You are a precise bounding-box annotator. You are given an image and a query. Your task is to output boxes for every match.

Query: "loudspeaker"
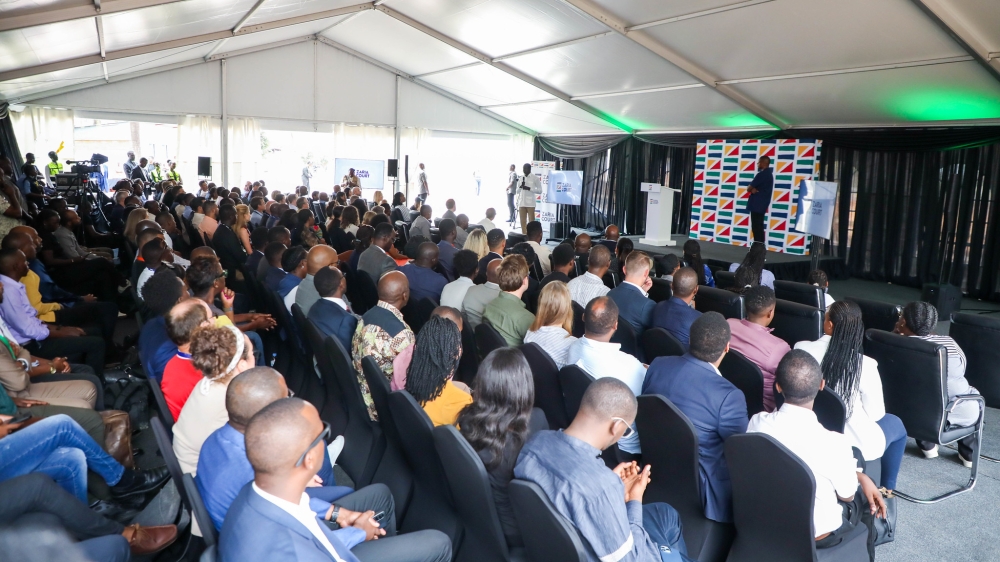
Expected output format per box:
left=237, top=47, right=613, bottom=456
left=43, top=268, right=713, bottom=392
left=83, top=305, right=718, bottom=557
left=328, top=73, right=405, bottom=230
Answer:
left=921, top=283, right=962, bottom=319
left=197, top=157, right=211, bottom=177
left=549, top=221, right=565, bottom=240
left=90, top=153, right=108, bottom=164
left=404, top=155, right=409, bottom=185
left=388, top=159, right=398, bottom=178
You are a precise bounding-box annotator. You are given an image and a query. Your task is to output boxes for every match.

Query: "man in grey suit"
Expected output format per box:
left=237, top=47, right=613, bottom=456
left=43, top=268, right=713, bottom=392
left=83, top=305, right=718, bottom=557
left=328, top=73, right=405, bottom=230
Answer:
left=462, top=258, right=502, bottom=329
left=358, top=223, right=398, bottom=282
left=410, top=205, right=433, bottom=241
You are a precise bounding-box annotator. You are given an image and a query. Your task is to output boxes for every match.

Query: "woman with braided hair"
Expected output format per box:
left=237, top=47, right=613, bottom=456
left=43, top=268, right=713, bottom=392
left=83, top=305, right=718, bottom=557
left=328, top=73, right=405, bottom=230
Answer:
left=405, top=315, right=471, bottom=427
left=895, top=301, right=981, bottom=466
left=795, top=301, right=907, bottom=491
left=729, top=241, right=775, bottom=290
left=682, top=239, right=714, bottom=287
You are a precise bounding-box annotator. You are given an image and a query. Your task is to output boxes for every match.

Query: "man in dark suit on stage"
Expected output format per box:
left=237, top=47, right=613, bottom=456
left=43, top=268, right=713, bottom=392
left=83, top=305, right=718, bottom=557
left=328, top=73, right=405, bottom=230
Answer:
left=746, top=155, right=773, bottom=244
left=642, top=312, right=747, bottom=524
left=307, top=266, right=357, bottom=351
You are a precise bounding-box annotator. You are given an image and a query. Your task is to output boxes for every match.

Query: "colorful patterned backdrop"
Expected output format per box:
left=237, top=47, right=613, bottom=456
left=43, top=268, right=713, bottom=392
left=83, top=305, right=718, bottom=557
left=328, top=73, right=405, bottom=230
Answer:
left=690, top=139, right=822, bottom=255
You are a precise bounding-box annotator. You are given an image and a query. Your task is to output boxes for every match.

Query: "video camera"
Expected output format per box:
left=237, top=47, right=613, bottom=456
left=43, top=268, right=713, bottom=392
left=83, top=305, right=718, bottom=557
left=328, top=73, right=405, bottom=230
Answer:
left=66, top=153, right=108, bottom=175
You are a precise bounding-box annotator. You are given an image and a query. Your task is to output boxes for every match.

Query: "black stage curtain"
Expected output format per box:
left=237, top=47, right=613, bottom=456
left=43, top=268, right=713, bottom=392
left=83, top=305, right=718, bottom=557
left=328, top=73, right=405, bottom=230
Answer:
left=535, top=134, right=628, bottom=159
left=0, top=103, right=23, bottom=174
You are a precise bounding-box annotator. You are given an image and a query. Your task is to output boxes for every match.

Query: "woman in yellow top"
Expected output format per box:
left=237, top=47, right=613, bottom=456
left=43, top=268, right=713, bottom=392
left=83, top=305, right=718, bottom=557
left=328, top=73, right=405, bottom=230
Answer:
left=405, top=315, right=471, bottom=427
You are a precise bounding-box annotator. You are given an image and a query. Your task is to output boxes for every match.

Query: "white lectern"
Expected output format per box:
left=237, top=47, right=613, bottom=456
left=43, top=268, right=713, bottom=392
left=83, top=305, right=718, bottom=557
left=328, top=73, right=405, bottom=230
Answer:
left=639, top=183, right=679, bottom=246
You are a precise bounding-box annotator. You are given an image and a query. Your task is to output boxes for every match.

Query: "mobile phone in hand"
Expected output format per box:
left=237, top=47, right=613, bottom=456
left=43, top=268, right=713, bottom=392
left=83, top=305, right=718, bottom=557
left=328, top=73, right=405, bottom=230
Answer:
left=3, top=412, right=31, bottom=425
left=373, top=511, right=386, bottom=523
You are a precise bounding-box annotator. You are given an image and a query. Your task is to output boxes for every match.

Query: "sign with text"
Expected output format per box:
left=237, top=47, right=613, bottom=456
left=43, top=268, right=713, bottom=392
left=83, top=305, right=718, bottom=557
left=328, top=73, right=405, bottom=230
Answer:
left=793, top=179, right=837, bottom=239
left=334, top=158, right=385, bottom=191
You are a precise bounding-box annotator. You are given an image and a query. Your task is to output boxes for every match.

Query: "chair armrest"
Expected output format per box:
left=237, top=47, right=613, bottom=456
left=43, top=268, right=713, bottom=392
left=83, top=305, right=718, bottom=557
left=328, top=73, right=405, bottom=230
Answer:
left=946, top=394, right=985, bottom=414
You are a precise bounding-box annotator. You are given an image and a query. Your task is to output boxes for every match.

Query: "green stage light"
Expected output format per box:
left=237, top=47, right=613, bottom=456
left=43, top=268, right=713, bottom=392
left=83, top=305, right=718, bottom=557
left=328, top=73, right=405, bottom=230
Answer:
left=887, top=88, right=1000, bottom=121
left=713, top=112, right=774, bottom=128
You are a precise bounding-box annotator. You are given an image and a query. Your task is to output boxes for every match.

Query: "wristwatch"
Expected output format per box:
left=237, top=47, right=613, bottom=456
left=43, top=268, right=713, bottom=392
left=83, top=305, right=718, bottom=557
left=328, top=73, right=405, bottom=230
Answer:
left=328, top=506, right=341, bottom=529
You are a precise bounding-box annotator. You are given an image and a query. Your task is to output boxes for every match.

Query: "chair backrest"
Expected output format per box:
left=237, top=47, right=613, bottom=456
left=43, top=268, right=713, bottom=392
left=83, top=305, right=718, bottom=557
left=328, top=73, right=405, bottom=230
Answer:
left=388, top=390, right=450, bottom=497
left=694, top=286, right=745, bottom=319
left=648, top=277, right=672, bottom=303
left=714, top=270, right=736, bottom=291
left=844, top=296, right=902, bottom=333
left=289, top=303, right=315, bottom=360
left=319, top=334, right=376, bottom=484
left=433, top=425, right=511, bottom=562
left=769, top=299, right=823, bottom=347
left=391, top=208, right=405, bottom=223
left=150, top=417, right=189, bottom=509
left=635, top=395, right=707, bottom=545
left=571, top=301, right=585, bottom=338
left=340, top=266, right=368, bottom=316
left=558, top=365, right=594, bottom=421
left=355, top=270, right=380, bottom=312
left=641, top=327, right=685, bottom=362
left=520, top=342, right=570, bottom=430
left=725, top=433, right=818, bottom=562
left=508, top=480, right=589, bottom=562
left=949, top=312, right=1000, bottom=408
left=601, top=271, right=618, bottom=289
left=300, top=317, right=348, bottom=436
left=609, top=316, right=638, bottom=358
left=362, top=356, right=400, bottom=445
left=864, top=329, right=948, bottom=443
left=814, top=386, right=847, bottom=434
left=774, top=280, right=825, bottom=310
left=183, top=473, right=217, bottom=547
left=718, top=349, right=764, bottom=416
left=455, top=317, right=480, bottom=385
left=148, top=377, right=174, bottom=431
left=199, top=544, right=216, bottom=562
left=402, top=297, right=436, bottom=335
left=475, top=322, right=509, bottom=361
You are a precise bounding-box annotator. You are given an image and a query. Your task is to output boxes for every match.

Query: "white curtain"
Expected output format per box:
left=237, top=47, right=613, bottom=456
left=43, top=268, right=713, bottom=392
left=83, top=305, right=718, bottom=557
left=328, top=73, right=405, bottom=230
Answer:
left=176, top=116, right=221, bottom=186
left=228, top=117, right=261, bottom=188
left=10, top=106, right=76, bottom=163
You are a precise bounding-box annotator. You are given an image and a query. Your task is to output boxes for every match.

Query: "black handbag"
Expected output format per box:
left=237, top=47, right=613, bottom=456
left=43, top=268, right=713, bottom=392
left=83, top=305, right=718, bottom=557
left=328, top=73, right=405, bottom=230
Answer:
left=868, top=489, right=897, bottom=546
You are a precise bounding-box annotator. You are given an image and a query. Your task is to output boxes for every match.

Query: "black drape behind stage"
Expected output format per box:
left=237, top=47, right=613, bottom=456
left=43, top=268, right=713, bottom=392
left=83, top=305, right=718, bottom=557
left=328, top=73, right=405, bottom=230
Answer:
left=534, top=126, right=1000, bottom=300
left=0, top=103, right=24, bottom=174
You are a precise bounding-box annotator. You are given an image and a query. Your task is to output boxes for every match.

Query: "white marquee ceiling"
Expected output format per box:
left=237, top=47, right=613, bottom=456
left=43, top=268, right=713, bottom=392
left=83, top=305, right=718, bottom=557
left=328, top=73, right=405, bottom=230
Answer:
left=2, top=0, right=1000, bottom=134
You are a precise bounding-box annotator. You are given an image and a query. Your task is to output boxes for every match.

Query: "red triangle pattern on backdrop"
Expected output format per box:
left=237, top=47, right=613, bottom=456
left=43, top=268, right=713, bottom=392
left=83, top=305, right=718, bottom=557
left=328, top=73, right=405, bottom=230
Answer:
left=691, top=221, right=699, bottom=232
left=702, top=212, right=717, bottom=223
left=698, top=145, right=707, bottom=155
left=776, top=191, right=791, bottom=203
left=694, top=171, right=704, bottom=181
left=742, top=161, right=755, bottom=171
left=706, top=186, right=719, bottom=197
left=799, top=145, right=815, bottom=158
left=727, top=145, right=739, bottom=156
left=723, top=173, right=735, bottom=183
left=790, top=236, right=806, bottom=247
left=736, top=215, right=749, bottom=226
left=760, top=147, right=776, bottom=158
left=693, top=197, right=702, bottom=207
left=779, top=162, right=793, bottom=173
left=718, top=226, right=731, bottom=237
left=722, top=200, right=734, bottom=210
left=710, top=160, right=721, bottom=170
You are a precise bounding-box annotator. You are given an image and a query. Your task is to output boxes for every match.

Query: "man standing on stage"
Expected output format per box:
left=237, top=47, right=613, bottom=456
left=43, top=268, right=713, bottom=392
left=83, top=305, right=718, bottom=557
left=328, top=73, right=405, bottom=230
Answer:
left=124, top=151, right=137, bottom=178
left=301, top=163, right=312, bottom=189
left=417, top=163, right=429, bottom=204
left=517, top=162, right=542, bottom=235
left=506, top=164, right=518, bottom=225
left=746, top=155, right=773, bottom=244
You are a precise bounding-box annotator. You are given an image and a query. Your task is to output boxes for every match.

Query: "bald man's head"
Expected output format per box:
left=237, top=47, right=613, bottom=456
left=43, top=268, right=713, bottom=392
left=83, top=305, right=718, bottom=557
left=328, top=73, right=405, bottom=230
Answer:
left=672, top=267, right=699, bottom=299
left=245, top=398, right=319, bottom=476
left=431, top=306, right=463, bottom=332
left=584, top=296, right=619, bottom=337
left=306, top=245, right=338, bottom=275
left=135, top=220, right=161, bottom=237
left=486, top=258, right=502, bottom=284
left=587, top=244, right=611, bottom=271
left=415, top=241, right=439, bottom=268
left=378, top=270, right=409, bottom=309
left=604, top=225, right=620, bottom=241
left=226, top=367, right=288, bottom=428
left=579, top=377, right=637, bottom=423
left=575, top=233, right=592, bottom=254
left=1, top=232, right=34, bottom=260
left=166, top=298, right=211, bottom=346
left=189, top=246, right=217, bottom=261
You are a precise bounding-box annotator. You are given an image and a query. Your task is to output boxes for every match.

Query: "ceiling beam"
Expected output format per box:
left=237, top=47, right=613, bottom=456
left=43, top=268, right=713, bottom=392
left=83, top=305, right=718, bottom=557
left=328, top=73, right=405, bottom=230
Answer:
left=94, top=15, right=107, bottom=59
left=627, top=0, right=775, bottom=31
left=0, top=3, right=374, bottom=82
left=492, top=31, right=614, bottom=62
left=374, top=4, right=632, bottom=133
left=0, top=0, right=187, bottom=33
left=908, top=0, right=1000, bottom=85
left=557, top=0, right=787, bottom=129
left=315, top=36, right=536, bottom=136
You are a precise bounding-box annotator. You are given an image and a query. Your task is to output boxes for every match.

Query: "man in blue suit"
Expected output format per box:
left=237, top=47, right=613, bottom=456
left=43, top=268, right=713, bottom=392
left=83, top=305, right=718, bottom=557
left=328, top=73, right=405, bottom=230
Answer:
left=262, top=241, right=289, bottom=293
left=642, top=312, right=747, bottom=523
left=220, top=397, right=452, bottom=562
left=307, top=266, right=357, bottom=352
left=652, top=267, right=702, bottom=348
left=607, top=250, right=656, bottom=333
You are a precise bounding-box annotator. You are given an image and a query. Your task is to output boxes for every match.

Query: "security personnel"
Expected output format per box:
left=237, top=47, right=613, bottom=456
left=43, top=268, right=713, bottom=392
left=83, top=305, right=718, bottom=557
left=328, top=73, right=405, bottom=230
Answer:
left=46, top=151, right=63, bottom=186
left=150, top=161, right=164, bottom=183
left=166, top=161, right=181, bottom=183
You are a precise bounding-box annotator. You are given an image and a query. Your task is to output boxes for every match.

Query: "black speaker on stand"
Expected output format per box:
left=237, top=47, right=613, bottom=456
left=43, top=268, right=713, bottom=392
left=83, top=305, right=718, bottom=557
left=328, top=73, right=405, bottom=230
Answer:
left=387, top=159, right=398, bottom=178
left=922, top=283, right=962, bottom=319
left=197, top=157, right=211, bottom=177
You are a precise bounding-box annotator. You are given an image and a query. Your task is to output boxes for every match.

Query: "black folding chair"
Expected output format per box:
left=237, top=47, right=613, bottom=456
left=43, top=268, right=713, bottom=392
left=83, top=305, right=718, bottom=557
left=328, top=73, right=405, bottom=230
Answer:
left=774, top=280, right=826, bottom=311
left=520, top=342, right=570, bottom=430
left=769, top=299, right=823, bottom=347
left=360, top=356, right=414, bottom=525
left=509, top=480, right=588, bottom=562
left=182, top=473, right=218, bottom=547
left=694, top=286, right=745, bottom=319
left=356, top=270, right=380, bottom=312
left=148, top=377, right=174, bottom=431
left=844, top=296, right=901, bottom=333
left=713, top=270, right=736, bottom=291
left=641, top=327, right=685, bottom=362
left=610, top=315, right=638, bottom=359
left=571, top=301, right=585, bottom=338
left=648, top=278, right=672, bottom=303
left=718, top=350, right=764, bottom=417
left=475, top=322, right=508, bottom=361
left=950, top=312, right=1000, bottom=408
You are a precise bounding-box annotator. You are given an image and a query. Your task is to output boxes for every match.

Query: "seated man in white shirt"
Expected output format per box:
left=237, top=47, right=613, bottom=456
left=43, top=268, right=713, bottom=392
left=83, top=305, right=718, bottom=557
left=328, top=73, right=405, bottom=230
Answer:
left=747, top=350, right=886, bottom=549
left=440, top=250, right=477, bottom=310
left=566, top=296, right=646, bottom=459
left=566, top=244, right=611, bottom=308
left=477, top=208, right=497, bottom=232
left=524, top=221, right=552, bottom=276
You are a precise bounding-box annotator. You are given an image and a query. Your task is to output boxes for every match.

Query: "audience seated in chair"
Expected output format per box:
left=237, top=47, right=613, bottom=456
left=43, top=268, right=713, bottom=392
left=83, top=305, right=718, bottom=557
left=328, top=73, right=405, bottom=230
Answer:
left=199, top=201, right=219, bottom=242
left=357, top=223, right=397, bottom=283
left=567, top=244, right=611, bottom=307
left=643, top=311, right=747, bottom=523
left=607, top=250, right=656, bottom=334
left=245, top=226, right=268, bottom=280
left=728, top=242, right=775, bottom=290
left=474, top=229, right=505, bottom=285
left=277, top=246, right=307, bottom=299
left=135, top=237, right=174, bottom=298
left=291, top=245, right=340, bottom=314
left=404, top=315, right=471, bottom=427
left=653, top=267, right=702, bottom=349
left=748, top=350, right=887, bottom=547
left=458, top=347, right=547, bottom=549
left=540, top=243, right=575, bottom=291
left=463, top=258, right=502, bottom=330
left=524, top=281, right=578, bottom=368
left=262, top=242, right=289, bottom=293
left=439, top=249, right=477, bottom=311
left=399, top=242, right=448, bottom=304
left=566, top=296, right=645, bottom=459
left=726, top=286, right=790, bottom=412
left=524, top=221, right=552, bottom=277
left=409, top=204, right=433, bottom=241
left=893, top=301, right=981, bottom=467
left=308, top=266, right=357, bottom=353
left=482, top=254, right=535, bottom=347
left=172, top=324, right=255, bottom=475
left=807, top=269, right=836, bottom=309
left=137, top=269, right=186, bottom=380
left=161, top=299, right=214, bottom=420
left=352, top=271, right=415, bottom=421
left=212, top=205, right=248, bottom=281
left=218, top=397, right=452, bottom=562
left=514, top=377, right=689, bottom=561
left=257, top=227, right=291, bottom=281
left=795, top=300, right=906, bottom=492
left=436, top=219, right=459, bottom=281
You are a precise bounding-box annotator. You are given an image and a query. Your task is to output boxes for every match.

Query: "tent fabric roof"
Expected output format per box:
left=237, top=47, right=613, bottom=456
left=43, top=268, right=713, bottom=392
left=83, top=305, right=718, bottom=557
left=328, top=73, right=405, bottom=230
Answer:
left=2, top=0, right=1000, bottom=135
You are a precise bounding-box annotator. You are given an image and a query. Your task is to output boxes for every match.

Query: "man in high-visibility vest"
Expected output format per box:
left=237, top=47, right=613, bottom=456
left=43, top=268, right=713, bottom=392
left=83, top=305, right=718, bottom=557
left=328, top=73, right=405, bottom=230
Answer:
left=45, top=151, right=63, bottom=188
left=166, top=161, right=181, bottom=183
left=150, top=161, right=164, bottom=183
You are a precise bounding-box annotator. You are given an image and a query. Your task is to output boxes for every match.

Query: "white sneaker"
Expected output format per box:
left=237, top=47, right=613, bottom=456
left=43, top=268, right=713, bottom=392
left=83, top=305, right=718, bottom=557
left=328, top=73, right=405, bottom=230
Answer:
left=921, top=445, right=939, bottom=459
left=327, top=435, right=345, bottom=466
left=958, top=452, right=973, bottom=468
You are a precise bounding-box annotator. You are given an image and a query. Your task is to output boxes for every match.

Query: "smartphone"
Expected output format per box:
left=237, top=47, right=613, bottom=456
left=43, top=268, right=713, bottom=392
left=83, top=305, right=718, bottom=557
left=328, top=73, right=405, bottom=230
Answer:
left=3, top=412, right=31, bottom=425
left=373, top=511, right=386, bottom=523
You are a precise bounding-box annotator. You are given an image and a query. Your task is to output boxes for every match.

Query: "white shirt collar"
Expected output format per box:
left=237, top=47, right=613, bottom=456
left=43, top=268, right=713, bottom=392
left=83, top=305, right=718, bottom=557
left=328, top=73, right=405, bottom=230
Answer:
left=581, top=336, right=621, bottom=352
left=252, top=483, right=345, bottom=562
left=584, top=272, right=602, bottom=282
left=484, top=281, right=499, bottom=290
left=623, top=280, right=648, bottom=297
left=324, top=296, right=349, bottom=310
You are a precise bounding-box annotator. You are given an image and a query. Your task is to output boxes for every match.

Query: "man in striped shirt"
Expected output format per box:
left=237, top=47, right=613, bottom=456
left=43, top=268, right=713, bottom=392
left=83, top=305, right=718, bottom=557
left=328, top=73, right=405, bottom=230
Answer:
left=567, top=244, right=611, bottom=308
